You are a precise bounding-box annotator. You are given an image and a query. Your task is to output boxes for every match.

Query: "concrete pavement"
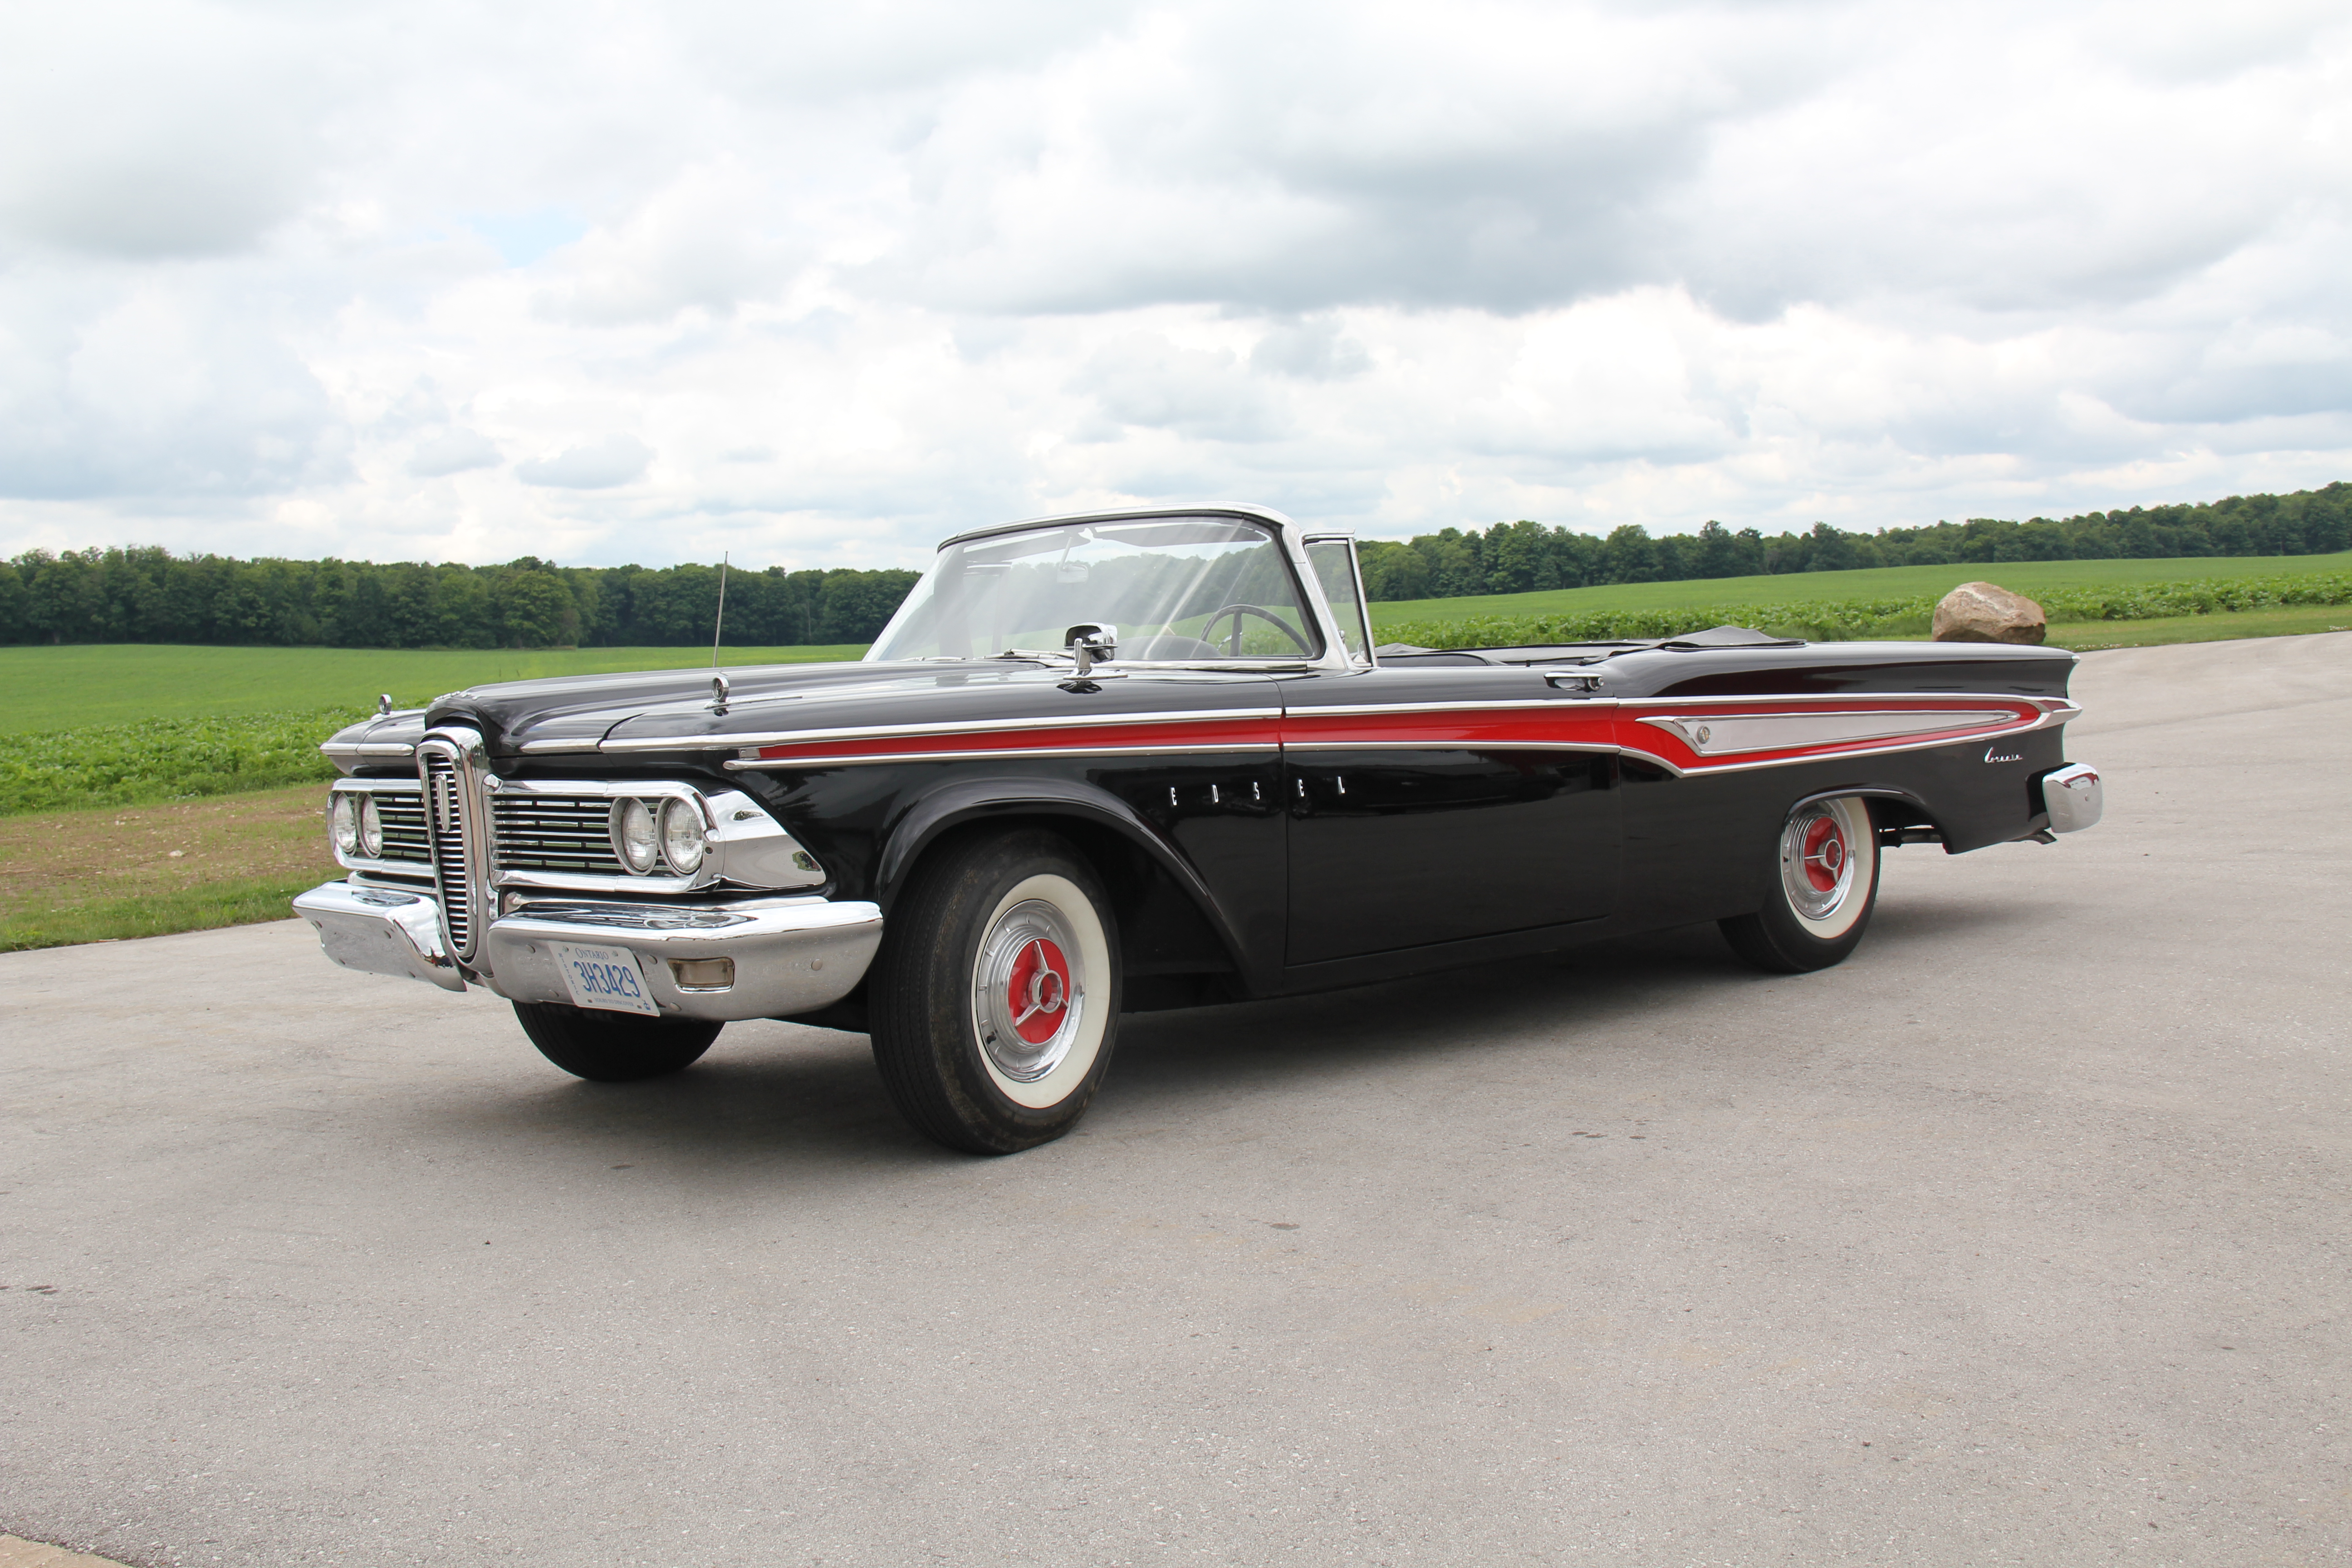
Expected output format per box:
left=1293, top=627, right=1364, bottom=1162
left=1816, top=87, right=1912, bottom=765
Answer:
left=2, top=632, right=2346, bottom=1567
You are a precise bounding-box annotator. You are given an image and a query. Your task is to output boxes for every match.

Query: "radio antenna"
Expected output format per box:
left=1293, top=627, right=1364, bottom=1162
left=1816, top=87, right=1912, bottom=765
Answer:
left=710, top=551, right=730, bottom=668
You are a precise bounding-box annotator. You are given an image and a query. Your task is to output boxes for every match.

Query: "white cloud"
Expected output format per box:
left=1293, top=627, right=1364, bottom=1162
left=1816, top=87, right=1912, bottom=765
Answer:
left=0, top=0, right=2346, bottom=568
left=407, top=430, right=503, bottom=477
left=515, top=435, right=654, bottom=489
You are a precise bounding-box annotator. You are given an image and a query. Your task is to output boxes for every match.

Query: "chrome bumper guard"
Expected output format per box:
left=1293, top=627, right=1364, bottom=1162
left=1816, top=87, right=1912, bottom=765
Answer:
left=294, top=881, right=883, bottom=1022
left=2040, top=762, right=2103, bottom=834
left=295, top=882, right=468, bottom=992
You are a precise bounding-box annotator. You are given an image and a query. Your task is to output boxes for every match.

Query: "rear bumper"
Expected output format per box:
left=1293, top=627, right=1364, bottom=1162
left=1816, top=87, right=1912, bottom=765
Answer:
left=2039, top=762, right=2103, bottom=833
left=293, top=881, right=884, bottom=1022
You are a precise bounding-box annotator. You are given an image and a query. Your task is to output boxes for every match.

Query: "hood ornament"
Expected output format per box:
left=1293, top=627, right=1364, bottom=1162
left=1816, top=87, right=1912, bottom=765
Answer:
left=710, top=673, right=731, bottom=716
left=377, top=693, right=393, bottom=716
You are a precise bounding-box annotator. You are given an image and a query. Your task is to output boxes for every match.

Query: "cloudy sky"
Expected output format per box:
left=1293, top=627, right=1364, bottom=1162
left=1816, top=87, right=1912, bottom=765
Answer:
left=2, top=0, right=2347, bottom=570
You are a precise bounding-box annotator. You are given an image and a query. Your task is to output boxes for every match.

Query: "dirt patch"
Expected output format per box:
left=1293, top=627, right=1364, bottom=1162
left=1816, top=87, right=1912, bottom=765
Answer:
left=0, top=784, right=339, bottom=949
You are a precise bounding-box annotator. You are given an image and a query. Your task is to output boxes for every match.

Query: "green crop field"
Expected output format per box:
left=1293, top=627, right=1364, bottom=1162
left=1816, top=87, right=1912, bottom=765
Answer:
left=1363, top=549, right=2352, bottom=628
left=0, top=642, right=866, bottom=734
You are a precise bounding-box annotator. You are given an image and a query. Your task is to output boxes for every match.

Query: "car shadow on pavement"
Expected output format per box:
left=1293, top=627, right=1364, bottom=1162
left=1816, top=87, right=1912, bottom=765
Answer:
left=402, top=892, right=2029, bottom=1171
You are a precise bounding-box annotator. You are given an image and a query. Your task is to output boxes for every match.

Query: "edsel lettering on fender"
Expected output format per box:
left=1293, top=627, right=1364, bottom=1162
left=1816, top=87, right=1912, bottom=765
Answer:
left=295, top=506, right=2107, bottom=1155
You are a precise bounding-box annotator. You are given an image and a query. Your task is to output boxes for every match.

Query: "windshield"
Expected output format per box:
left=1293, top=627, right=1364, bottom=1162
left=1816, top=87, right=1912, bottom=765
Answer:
left=865, top=516, right=1323, bottom=663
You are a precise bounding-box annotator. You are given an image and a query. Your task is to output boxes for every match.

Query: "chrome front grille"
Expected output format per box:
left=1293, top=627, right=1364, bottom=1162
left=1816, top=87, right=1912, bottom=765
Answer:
left=490, top=794, right=624, bottom=876
left=420, top=746, right=475, bottom=959
left=372, top=793, right=431, bottom=863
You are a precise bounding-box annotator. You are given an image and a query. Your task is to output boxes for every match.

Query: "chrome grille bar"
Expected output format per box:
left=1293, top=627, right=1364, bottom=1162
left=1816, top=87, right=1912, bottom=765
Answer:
left=372, top=794, right=431, bottom=863
left=490, top=794, right=625, bottom=875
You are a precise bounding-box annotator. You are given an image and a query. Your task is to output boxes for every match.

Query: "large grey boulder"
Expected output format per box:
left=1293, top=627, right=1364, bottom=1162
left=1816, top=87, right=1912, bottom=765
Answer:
left=1933, top=581, right=2048, bottom=644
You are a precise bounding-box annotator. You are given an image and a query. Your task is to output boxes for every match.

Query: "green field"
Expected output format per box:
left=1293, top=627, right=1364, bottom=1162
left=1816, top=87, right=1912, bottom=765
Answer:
left=0, top=642, right=866, bottom=733
left=1364, top=550, right=2352, bottom=628
left=2042, top=602, right=2352, bottom=650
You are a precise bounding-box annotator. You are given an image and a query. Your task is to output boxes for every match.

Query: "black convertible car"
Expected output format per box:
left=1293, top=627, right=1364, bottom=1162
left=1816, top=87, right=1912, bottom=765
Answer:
left=297, top=506, right=2103, bottom=1152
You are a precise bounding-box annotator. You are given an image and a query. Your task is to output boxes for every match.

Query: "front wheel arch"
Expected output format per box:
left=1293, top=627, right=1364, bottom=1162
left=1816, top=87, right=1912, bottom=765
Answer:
left=873, top=780, right=1257, bottom=986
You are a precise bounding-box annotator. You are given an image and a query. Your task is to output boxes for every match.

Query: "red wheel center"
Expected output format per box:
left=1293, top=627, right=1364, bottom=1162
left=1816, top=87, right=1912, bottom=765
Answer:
left=1801, top=817, right=1847, bottom=892
left=1005, top=937, right=1071, bottom=1044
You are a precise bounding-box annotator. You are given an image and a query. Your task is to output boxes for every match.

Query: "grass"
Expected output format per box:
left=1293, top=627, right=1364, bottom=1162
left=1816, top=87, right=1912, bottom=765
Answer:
left=0, top=783, right=336, bottom=951
left=0, top=709, right=363, bottom=817
left=1377, top=568, right=2352, bottom=650
left=2041, top=603, right=2352, bottom=650
left=1364, top=549, right=2352, bottom=628
left=0, top=642, right=867, bottom=734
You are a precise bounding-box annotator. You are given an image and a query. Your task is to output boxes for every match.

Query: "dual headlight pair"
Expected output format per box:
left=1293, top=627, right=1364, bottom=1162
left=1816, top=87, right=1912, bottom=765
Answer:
left=611, top=796, right=707, bottom=877
left=329, top=792, right=382, bottom=858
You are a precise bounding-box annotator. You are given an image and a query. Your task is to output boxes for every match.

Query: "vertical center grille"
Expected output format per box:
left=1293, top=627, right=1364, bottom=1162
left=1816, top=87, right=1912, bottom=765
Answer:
left=420, top=745, right=474, bottom=959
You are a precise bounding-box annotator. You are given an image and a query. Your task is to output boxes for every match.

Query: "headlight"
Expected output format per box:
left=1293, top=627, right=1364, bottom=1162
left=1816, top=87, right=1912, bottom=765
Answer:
left=659, top=796, right=707, bottom=876
left=356, top=794, right=383, bottom=858
left=329, top=793, right=358, bottom=856
left=611, top=798, right=658, bottom=873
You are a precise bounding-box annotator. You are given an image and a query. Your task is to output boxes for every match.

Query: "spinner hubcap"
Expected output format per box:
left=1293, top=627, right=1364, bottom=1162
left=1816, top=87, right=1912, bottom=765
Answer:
left=1782, top=804, right=1859, bottom=922
left=973, top=899, right=1085, bottom=1082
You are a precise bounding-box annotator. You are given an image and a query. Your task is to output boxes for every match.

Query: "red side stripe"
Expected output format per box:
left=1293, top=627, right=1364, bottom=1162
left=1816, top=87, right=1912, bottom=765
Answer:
left=746, top=699, right=2043, bottom=767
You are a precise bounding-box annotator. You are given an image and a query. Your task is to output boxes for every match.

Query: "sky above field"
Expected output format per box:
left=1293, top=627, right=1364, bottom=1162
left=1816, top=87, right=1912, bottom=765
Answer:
left=1, top=0, right=2347, bottom=570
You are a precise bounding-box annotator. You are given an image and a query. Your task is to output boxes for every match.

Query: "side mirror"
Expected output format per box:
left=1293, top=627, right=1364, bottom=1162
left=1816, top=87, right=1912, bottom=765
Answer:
left=1063, top=622, right=1118, bottom=676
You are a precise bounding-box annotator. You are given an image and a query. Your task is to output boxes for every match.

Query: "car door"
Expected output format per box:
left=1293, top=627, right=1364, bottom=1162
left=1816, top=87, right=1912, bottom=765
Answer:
left=1279, top=662, right=1621, bottom=966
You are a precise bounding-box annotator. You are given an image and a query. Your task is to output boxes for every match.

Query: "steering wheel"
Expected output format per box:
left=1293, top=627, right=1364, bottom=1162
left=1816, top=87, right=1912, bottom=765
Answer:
left=1201, top=603, right=1315, bottom=657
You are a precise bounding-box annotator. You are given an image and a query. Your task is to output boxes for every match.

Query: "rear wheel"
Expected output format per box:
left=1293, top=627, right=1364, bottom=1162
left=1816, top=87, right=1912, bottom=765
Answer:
left=868, top=828, right=1120, bottom=1154
left=1720, top=795, right=1881, bottom=973
left=513, top=1002, right=721, bottom=1082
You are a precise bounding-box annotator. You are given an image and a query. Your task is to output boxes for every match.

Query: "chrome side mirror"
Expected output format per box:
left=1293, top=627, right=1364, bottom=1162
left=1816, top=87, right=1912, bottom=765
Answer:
left=1063, top=623, right=1117, bottom=677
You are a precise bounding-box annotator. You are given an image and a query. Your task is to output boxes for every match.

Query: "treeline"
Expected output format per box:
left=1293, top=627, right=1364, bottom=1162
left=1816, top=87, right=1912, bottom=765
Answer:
left=6, top=483, right=2346, bottom=646
left=0, top=550, right=919, bottom=649
left=1357, top=482, right=2352, bottom=600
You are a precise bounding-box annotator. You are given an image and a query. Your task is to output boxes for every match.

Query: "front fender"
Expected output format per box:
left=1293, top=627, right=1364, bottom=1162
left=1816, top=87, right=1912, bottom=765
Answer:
left=872, top=774, right=1257, bottom=981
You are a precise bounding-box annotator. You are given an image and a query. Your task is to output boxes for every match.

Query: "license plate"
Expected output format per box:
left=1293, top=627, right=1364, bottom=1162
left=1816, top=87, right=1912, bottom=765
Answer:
left=551, top=942, right=661, bottom=1016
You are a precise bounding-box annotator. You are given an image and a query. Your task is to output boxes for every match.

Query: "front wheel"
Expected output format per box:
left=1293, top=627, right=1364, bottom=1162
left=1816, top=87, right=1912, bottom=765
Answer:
left=868, top=828, right=1121, bottom=1154
left=514, top=1002, right=722, bottom=1082
left=1720, top=795, right=1881, bottom=973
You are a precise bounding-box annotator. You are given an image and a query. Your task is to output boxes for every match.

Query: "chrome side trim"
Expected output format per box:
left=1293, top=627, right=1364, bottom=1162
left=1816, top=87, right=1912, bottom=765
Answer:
left=593, top=691, right=2076, bottom=757
left=1630, top=693, right=2077, bottom=712
left=2040, top=762, right=2103, bottom=833
left=1287, top=698, right=1615, bottom=718
left=1639, top=708, right=2020, bottom=757
left=1283, top=741, right=1621, bottom=754
left=724, top=740, right=1277, bottom=771
left=321, top=740, right=422, bottom=760
left=603, top=706, right=1285, bottom=756
left=293, top=882, right=467, bottom=992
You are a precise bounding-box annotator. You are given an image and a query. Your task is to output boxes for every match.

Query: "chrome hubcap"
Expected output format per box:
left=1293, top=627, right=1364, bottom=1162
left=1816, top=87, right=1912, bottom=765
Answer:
left=973, top=899, right=1085, bottom=1083
left=1781, top=802, right=1859, bottom=922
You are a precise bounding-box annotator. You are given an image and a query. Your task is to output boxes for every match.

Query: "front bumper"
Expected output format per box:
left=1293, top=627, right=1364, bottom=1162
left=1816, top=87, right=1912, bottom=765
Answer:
left=293, top=881, right=883, bottom=1021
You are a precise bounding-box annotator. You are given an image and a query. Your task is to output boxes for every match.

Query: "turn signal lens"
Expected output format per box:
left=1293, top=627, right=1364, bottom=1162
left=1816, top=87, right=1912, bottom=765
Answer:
left=612, top=798, right=658, bottom=873
left=659, top=796, right=707, bottom=876
left=356, top=794, right=383, bottom=858
left=329, top=793, right=358, bottom=856
left=667, top=957, right=733, bottom=990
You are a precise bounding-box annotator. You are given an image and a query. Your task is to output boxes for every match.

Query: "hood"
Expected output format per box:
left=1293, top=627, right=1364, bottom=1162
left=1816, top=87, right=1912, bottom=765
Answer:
left=426, top=659, right=1275, bottom=758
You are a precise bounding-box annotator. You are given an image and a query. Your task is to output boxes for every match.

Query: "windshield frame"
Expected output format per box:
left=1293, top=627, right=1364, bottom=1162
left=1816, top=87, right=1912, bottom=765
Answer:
left=867, top=505, right=1365, bottom=672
